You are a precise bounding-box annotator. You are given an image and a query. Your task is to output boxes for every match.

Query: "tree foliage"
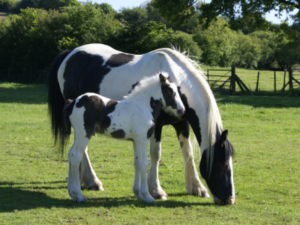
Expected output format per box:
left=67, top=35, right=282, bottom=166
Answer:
left=0, top=4, right=120, bottom=71
left=0, top=1, right=299, bottom=78
left=152, top=0, right=196, bottom=27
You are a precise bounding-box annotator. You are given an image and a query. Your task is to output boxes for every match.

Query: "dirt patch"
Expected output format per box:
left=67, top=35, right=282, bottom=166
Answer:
left=0, top=13, right=8, bottom=22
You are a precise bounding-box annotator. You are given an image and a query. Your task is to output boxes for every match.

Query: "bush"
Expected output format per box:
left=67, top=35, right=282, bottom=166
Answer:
left=0, top=0, right=17, bottom=12
left=0, top=4, right=121, bottom=73
left=169, top=31, right=202, bottom=60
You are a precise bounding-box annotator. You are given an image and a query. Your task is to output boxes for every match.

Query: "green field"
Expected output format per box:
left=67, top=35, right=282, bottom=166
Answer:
left=0, top=83, right=299, bottom=224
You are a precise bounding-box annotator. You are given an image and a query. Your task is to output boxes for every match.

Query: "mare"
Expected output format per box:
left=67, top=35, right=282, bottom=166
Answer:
left=48, top=43, right=235, bottom=204
left=61, top=73, right=185, bottom=203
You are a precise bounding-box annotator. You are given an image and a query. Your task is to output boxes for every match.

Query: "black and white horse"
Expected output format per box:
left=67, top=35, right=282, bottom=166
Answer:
left=48, top=43, right=235, bottom=204
left=62, top=73, right=185, bottom=203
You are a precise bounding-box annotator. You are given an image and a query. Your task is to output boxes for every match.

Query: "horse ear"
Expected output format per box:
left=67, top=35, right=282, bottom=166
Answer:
left=159, top=73, right=166, bottom=86
left=220, top=130, right=228, bottom=147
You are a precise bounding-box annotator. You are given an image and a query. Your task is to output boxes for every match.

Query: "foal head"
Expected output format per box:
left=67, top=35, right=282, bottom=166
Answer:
left=200, top=130, right=235, bottom=205
left=159, top=73, right=185, bottom=117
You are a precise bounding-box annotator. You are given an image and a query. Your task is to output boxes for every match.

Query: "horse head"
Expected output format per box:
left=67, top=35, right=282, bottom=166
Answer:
left=200, top=130, right=235, bottom=205
left=159, top=73, right=185, bottom=117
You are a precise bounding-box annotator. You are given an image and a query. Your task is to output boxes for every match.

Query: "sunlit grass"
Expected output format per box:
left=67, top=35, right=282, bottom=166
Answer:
left=0, top=83, right=299, bottom=224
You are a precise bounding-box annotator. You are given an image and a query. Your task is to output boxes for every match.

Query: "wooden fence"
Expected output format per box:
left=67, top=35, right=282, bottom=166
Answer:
left=206, top=66, right=300, bottom=96
left=0, top=67, right=299, bottom=96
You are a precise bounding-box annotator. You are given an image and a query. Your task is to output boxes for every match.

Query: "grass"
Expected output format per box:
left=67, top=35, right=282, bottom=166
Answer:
left=201, top=66, right=300, bottom=94
left=0, top=82, right=300, bottom=224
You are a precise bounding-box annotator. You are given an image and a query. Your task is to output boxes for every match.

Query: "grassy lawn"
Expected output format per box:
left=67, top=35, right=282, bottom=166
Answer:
left=0, top=83, right=299, bottom=224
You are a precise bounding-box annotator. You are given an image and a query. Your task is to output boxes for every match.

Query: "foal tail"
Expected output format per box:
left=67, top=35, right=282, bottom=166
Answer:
left=47, top=49, right=72, bottom=151
left=60, top=99, right=75, bottom=154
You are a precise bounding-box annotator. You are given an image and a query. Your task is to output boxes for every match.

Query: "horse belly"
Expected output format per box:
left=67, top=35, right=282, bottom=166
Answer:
left=101, top=103, right=134, bottom=140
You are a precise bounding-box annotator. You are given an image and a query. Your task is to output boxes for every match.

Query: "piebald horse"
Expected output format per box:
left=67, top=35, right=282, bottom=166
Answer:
left=48, top=43, right=235, bottom=204
left=62, top=73, right=185, bottom=203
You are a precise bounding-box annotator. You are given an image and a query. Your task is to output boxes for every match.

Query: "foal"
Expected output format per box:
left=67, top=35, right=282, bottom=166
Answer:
left=62, top=73, right=185, bottom=203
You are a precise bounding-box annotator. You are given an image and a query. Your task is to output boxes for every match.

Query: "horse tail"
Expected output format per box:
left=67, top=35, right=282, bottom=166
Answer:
left=60, top=99, right=75, bottom=155
left=47, top=49, right=72, bottom=148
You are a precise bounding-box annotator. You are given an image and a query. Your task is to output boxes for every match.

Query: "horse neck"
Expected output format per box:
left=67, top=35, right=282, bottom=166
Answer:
left=180, top=73, right=223, bottom=153
left=127, top=82, right=164, bottom=113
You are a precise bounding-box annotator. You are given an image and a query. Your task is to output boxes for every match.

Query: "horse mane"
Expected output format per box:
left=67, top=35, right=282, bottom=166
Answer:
left=157, top=47, right=223, bottom=177
left=124, top=73, right=164, bottom=100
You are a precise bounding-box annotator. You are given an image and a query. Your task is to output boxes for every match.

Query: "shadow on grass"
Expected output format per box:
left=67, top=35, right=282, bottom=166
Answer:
left=216, top=93, right=300, bottom=108
left=0, top=181, right=215, bottom=212
left=0, top=83, right=47, bottom=104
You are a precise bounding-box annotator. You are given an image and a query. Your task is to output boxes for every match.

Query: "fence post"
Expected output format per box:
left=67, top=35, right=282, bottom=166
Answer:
left=283, top=70, right=286, bottom=97
left=207, top=69, right=209, bottom=85
left=231, top=65, right=235, bottom=94
left=255, top=71, right=260, bottom=92
left=274, top=71, right=276, bottom=91
left=288, top=68, right=293, bottom=89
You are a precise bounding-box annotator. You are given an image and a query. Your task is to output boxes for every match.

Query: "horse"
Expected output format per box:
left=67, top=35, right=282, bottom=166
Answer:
left=48, top=43, right=235, bottom=205
left=61, top=73, right=185, bottom=203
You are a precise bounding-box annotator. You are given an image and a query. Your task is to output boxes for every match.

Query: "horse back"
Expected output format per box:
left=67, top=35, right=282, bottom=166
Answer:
left=57, top=44, right=180, bottom=101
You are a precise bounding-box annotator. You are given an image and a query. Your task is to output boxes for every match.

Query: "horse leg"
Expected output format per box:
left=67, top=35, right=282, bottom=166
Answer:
left=133, top=139, right=155, bottom=204
left=68, top=133, right=90, bottom=202
left=80, top=148, right=104, bottom=191
left=147, top=122, right=167, bottom=200
left=172, top=120, right=210, bottom=198
left=132, top=141, right=140, bottom=199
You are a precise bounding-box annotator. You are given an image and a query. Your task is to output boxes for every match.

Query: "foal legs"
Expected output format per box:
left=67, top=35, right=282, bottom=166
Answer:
left=133, top=139, right=155, bottom=204
left=172, top=121, right=210, bottom=198
left=80, top=148, right=104, bottom=191
left=147, top=134, right=167, bottom=200
left=68, top=133, right=90, bottom=202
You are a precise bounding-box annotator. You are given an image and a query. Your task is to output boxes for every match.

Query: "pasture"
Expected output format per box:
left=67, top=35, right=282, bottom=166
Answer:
left=0, top=82, right=299, bottom=224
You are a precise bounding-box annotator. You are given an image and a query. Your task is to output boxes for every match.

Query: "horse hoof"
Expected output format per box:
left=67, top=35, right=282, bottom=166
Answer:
left=201, top=191, right=210, bottom=198
left=77, top=195, right=87, bottom=203
left=150, top=188, right=167, bottom=200
left=160, top=195, right=167, bottom=201
left=87, top=179, right=104, bottom=191
left=145, top=195, right=156, bottom=204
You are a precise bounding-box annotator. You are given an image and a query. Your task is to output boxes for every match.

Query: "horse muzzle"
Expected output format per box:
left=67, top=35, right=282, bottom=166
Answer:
left=213, top=196, right=235, bottom=205
left=177, top=108, right=185, bottom=117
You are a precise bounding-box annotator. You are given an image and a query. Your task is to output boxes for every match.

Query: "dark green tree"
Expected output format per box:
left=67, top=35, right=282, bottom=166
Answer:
left=152, top=0, right=300, bottom=30
left=40, top=0, right=80, bottom=10
left=152, top=0, right=196, bottom=27
left=94, top=3, right=116, bottom=15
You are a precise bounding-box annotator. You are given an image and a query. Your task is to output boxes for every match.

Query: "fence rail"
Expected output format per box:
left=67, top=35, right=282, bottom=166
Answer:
left=206, top=67, right=300, bottom=95
left=0, top=67, right=299, bottom=95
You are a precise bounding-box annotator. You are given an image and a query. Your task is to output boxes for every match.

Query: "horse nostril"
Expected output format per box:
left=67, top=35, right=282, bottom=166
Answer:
left=177, top=109, right=185, bottom=116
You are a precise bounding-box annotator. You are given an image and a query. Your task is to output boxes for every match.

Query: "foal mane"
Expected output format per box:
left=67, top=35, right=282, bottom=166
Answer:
left=124, top=73, right=165, bottom=100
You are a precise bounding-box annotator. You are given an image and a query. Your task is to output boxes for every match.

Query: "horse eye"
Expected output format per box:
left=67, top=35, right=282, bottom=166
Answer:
left=219, top=163, right=229, bottom=171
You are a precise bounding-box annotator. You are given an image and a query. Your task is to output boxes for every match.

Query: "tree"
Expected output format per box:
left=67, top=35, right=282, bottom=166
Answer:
left=234, top=34, right=262, bottom=69
left=0, top=0, right=17, bottom=12
left=94, top=3, right=116, bottom=15
left=152, top=0, right=300, bottom=30
left=112, top=21, right=174, bottom=54
left=152, top=0, right=196, bottom=27
left=250, top=31, right=277, bottom=69
left=116, top=7, right=148, bottom=24
left=40, top=0, right=80, bottom=10
left=193, top=18, right=238, bottom=66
